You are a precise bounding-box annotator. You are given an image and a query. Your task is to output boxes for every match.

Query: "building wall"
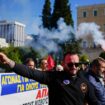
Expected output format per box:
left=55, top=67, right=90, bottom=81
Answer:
left=77, top=4, right=105, bottom=60
left=77, top=4, right=105, bottom=47
left=0, top=20, right=25, bottom=47
left=82, top=47, right=103, bottom=61
left=77, top=4, right=105, bottom=33
left=0, top=38, right=9, bottom=48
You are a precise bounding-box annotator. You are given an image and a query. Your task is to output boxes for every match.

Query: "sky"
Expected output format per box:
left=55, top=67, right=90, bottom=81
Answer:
left=0, top=0, right=105, bottom=34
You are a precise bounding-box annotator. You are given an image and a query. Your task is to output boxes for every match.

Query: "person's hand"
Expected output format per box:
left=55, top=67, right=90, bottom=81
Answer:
left=0, top=52, right=10, bottom=64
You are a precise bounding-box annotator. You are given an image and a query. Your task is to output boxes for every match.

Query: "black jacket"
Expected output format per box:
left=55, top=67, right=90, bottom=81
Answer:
left=12, top=64, right=100, bottom=105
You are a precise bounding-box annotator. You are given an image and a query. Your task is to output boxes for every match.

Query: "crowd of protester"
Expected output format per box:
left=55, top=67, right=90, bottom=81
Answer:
left=0, top=52, right=105, bottom=105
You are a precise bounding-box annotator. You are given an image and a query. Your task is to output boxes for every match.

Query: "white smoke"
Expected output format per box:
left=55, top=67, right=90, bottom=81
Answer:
left=25, top=18, right=75, bottom=57
left=76, top=22, right=105, bottom=50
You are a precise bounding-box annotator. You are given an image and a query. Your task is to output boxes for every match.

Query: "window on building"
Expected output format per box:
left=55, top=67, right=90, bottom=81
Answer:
left=83, top=11, right=87, bottom=18
left=104, top=24, right=105, bottom=32
left=82, top=11, right=87, bottom=18
left=93, top=42, right=96, bottom=48
left=93, top=10, right=98, bottom=16
left=82, top=41, right=87, bottom=48
left=104, top=8, right=105, bottom=15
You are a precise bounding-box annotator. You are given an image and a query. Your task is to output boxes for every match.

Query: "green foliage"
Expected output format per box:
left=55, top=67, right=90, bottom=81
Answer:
left=42, top=0, right=74, bottom=29
left=0, top=46, right=22, bottom=63
left=22, top=47, right=41, bottom=61
left=0, top=46, right=41, bottom=72
left=51, top=0, right=74, bottom=28
left=0, top=46, right=22, bottom=72
left=42, top=0, right=51, bottom=29
left=61, top=40, right=81, bottom=55
left=41, top=0, right=78, bottom=57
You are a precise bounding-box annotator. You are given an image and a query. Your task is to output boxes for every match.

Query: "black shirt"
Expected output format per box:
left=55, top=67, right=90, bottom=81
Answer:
left=12, top=64, right=100, bottom=105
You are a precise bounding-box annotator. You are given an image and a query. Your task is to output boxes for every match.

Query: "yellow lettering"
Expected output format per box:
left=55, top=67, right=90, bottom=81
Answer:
left=1, top=75, right=22, bottom=85
left=26, top=82, right=38, bottom=91
left=24, top=78, right=29, bottom=82
left=17, top=84, right=24, bottom=92
left=1, top=76, right=7, bottom=85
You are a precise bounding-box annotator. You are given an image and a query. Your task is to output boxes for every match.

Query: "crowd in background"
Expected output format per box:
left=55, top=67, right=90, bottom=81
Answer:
left=0, top=52, right=105, bottom=105
left=23, top=53, right=105, bottom=105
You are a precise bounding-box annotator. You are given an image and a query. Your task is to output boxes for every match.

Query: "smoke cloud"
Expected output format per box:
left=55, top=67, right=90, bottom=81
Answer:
left=26, top=20, right=105, bottom=57
left=76, top=22, right=105, bottom=50
left=25, top=18, right=75, bottom=57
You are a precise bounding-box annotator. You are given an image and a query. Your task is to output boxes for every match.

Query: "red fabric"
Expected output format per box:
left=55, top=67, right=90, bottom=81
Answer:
left=47, top=55, right=55, bottom=70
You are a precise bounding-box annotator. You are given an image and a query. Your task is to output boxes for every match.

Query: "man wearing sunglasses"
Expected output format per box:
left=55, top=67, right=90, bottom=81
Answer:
left=0, top=52, right=100, bottom=105
left=63, top=53, right=80, bottom=76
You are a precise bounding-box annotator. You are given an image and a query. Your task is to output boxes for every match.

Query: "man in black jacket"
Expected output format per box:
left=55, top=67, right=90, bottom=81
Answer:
left=0, top=52, right=100, bottom=105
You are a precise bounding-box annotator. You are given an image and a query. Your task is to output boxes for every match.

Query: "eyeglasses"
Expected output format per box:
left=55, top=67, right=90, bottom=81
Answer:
left=67, top=63, right=80, bottom=68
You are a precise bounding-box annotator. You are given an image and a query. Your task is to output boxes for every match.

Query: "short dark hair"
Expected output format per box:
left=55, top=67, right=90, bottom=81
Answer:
left=63, top=52, right=78, bottom=61
left=90, top=59, right=99, bottom=68
left=24, top=58, right=35, bottom=65
left=90, top=57, right=105, bottom=68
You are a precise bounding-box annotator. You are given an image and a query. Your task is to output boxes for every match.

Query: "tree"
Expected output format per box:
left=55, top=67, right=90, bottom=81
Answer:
left=51, top=0, right=74, bottom=28
left=61, top=40, right=81, bottom=55
left=0, top=46, right=22, bottom=72
left=42, top=0, right=51, bottom=29
left=22, top=47, right=41, bottom=61
left=0, top=46, right=41, bottom=72
left=0, top=46, right=22, bottom=63
left=41, top=0, right=80, bottom=58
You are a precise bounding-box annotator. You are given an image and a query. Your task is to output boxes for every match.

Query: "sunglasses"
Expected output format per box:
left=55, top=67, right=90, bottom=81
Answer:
left=67, top=63, right=80, bottom=68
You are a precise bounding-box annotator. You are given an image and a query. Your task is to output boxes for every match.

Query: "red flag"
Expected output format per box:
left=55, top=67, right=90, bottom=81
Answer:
left=47, top=55, right=55, bottom=70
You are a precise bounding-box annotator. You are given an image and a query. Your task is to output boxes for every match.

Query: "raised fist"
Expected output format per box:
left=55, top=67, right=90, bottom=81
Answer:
left=0, top=52, right=10, bottom=64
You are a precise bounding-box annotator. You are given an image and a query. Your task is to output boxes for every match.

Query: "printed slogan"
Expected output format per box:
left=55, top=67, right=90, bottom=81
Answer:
left=1, top=73, right=47, bottom=95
